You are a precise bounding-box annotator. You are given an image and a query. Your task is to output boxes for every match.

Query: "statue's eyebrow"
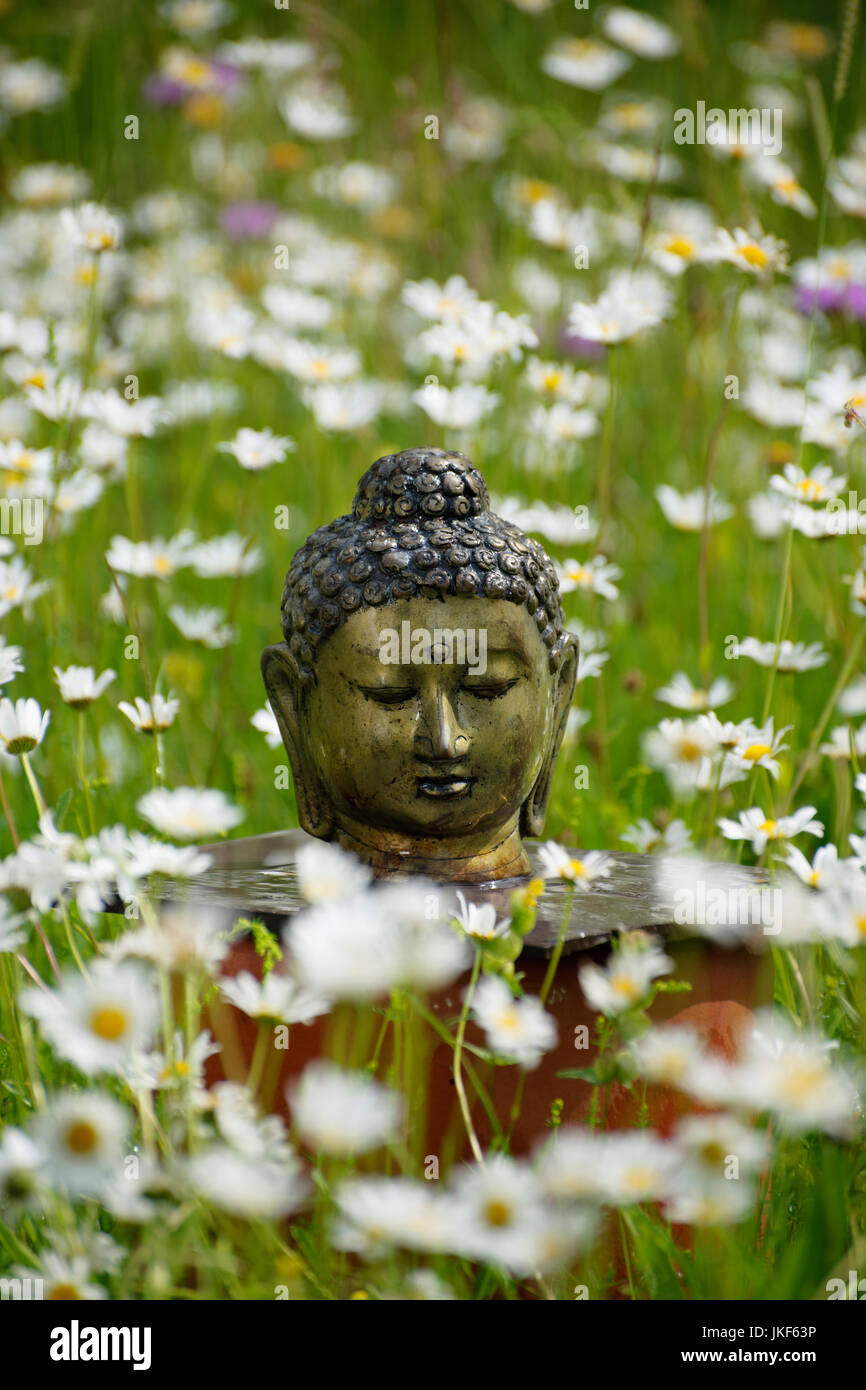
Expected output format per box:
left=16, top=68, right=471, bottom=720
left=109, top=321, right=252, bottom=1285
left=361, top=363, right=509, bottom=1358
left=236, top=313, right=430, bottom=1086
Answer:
left=482, top=647, right=534, bottom=669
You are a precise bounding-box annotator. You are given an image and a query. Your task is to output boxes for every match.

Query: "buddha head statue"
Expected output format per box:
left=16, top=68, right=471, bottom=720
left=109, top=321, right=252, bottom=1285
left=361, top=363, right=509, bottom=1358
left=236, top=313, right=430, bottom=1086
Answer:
left=261, top=447, right=577, bottom=881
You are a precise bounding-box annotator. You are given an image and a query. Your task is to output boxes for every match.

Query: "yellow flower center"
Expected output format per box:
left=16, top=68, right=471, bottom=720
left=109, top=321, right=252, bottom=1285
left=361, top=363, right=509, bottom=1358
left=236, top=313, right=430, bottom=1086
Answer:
left=699, top=1140, right=726, bottom=1166
left=611, top=975, right=640, bottom=1002
left=49, top=1284, right=81, bottom=1300
left=780, top=1061, right=824, bottom=1101
left=64, top=1120, right=98, bottom=1155
left=759, top=819, right=778, bottom=837
left=678, top=739, right=703, bottom=762
left=89, top=1005, right=128, bottom=1041
left=743, top=743, right=773, bottom=761
left=622, top=1165, right=656, bottom=1194
left=738, top=243, right=769, bottom=269
left=664, top=235, right=695, bottom=259
left=483, top=1199, right=513, bottom=1228
left=152, top=554, right=172, bottom=575
left=496, top=1008, right=522, bottom=1034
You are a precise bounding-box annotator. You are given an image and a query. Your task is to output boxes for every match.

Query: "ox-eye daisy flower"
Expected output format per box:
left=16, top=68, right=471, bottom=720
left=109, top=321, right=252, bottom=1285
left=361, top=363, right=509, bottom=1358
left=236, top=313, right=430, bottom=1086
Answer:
left=0, top=697, right=50, bottom=755
left=712, top=225, right=789, bottom=276
left=735, top=1011, right=858, bottom=1138
left=541, top=37, right=632, bottom=91
left=601, top=6, right=680, bottom=59
left=118, top=693, right=180, bottom=734
left=538, top=840, right=613, bottom=888
left=251, top=702, right=281, bottom=748
left=736, top=638, right=828, bottom=672
left=655, top=485, right=734, bottom=531
left=217, top=427, right=295, bottom=471
left=220, top=971, right=329, bottom=1026
left=453, top=890, right=510, bottom=940
left=729, top=719, right=790, bottom=779
left=469, top=975, right=557, bottom=1069
left=820, top=724, right=866, bottom=761
left=783, top=843, right=841, bottom=890
left=21, top=960, right=158, bottom=1076
left=654, top=671, right=734, bottom=711
left=770, top=462, right=845, bottom=503
left=137, top=786, right=244, bottom=838
left=556, top=554, right=621, bottom=600
left=620, top=818, right=693, bottom=855
left=294, top=841, right=372, bottom=904
left=35, top=1094, right=128, bottom=1197
left=168, top=605, right=236, bottom=649
left=54, top=665, right=115, bottom=708
left=289, top=1062, right=402, bottom=1156
left=643, top=717, right=719, bottom=798
left=717, top=805, right=823, bottom=855
left=579, top=935, right=673, bottom=1016
left=106, top=531, right=196, bottom=579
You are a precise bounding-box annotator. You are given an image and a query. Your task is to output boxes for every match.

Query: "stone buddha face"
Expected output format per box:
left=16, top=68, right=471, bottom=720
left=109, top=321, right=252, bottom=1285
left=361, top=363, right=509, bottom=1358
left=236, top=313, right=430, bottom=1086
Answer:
left=262, top=448, right=577, bottom=882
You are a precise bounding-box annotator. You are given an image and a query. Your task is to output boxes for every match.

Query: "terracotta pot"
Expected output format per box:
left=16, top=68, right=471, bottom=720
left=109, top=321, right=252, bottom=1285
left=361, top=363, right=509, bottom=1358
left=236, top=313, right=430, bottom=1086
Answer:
left=205, top=935, right=771, bottom=1157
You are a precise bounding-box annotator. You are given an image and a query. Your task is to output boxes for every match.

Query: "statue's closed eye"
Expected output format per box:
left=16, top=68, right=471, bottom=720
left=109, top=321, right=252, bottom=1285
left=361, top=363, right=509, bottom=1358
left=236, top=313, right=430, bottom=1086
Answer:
left=357, top=679, right=520, bottom=706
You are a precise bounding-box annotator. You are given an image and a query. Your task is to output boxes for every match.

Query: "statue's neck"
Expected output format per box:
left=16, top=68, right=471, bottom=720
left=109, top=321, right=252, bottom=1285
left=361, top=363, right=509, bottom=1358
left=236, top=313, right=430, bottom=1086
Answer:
left=330, top=820, right=530, bottom=884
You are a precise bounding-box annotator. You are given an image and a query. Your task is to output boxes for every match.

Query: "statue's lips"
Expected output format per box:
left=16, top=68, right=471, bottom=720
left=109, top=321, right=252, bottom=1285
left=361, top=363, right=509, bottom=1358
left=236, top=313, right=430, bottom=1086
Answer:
left=416, top=773, right=474, bottom=799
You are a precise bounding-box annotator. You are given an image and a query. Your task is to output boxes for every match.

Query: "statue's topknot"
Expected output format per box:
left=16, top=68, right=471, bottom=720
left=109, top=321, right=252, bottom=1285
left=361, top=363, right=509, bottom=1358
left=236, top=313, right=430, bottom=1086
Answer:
left=352, top=447, right=489, bottom=524
left=280, top=447, right=573, bottom=686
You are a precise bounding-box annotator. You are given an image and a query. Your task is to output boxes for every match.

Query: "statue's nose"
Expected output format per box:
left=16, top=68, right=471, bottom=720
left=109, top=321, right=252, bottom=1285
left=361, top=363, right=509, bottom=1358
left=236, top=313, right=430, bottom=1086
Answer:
left=416, top=686, right=469, bottom=761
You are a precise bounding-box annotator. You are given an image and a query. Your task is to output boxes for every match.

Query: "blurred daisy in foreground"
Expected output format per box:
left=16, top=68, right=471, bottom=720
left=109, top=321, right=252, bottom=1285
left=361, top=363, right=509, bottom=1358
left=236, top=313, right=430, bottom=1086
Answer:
left=783, top=843, right=842, bottom=891
left=221, top=970, right=329, bottom=1025
left=35, top=1094, right=128, bottom=1198
left=21, top=960, right=158, bottom=1076
left=289, top=1062, right=402, bottom=1156
left=735, top=1010, right=858, bottom=1138
left=579, top=935, right=673, bottom=1016
left=137, top=786, right=243, bottom=838
left=469, top=975, right=557, bottom=1069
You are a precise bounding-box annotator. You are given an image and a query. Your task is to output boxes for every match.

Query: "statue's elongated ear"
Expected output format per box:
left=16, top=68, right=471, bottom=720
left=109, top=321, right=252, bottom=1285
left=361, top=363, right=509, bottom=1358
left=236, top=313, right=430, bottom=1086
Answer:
left=520, top=638, right=579, bottom=838
left=261, top=643, right=334, bottom=840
